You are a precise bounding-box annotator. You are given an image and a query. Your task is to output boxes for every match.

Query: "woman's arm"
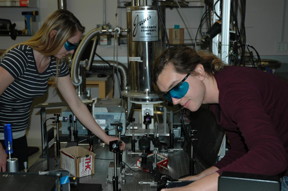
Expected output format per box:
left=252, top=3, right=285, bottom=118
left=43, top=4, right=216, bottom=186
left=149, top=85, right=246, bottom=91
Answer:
left=163, top=172, right=219, bottom=191
left=180, top=166, right=219, bottom=181
left=0, top=66, right=14, bottom=95
left=0, top=66, right=14, bottom=171
left=56, top=75, right=124, bottom=147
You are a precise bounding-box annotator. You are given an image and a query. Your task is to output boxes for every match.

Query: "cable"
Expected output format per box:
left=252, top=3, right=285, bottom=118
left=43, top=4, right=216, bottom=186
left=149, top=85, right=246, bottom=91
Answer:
left=121, top=161, right=137, bottom=172
left=195, top=6, right=210, bottom=49
left=174, top=0, right=196, bottom=47
left=196, top=0, right=221, bottom=50
left=157, top=4, right=170, bottom=47
left=213, top=0, right=221, bottom=19
left=95, top=52, right=112, bottom=68
left=44, top=117, right=56, bottom=124
left=94, top=52, right=123, bottom=97
left=246, top=44, right=261, bottom=68
left=78, top=135, right=96, bottom=143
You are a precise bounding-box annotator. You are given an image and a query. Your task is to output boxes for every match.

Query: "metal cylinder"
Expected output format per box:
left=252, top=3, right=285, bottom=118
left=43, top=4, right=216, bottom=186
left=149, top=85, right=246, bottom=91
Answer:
left=126, top=3, right=166, bottom=101
left=132, top=0, right=153, bottom=6
left=7, top=158, right=18, bottom=172
left=57, top=0, right=67, bottom=10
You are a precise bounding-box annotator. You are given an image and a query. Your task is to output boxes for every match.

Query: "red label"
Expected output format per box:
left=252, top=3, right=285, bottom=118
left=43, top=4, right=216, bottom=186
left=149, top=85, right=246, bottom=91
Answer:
left=20, top=0, right=29, bottom=7
left=85, top=156, right=92, bottom=171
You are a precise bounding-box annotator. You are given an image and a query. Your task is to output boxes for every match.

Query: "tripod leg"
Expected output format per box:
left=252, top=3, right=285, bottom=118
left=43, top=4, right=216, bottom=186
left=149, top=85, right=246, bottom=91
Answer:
left=113, top=152, right=119, bottom=191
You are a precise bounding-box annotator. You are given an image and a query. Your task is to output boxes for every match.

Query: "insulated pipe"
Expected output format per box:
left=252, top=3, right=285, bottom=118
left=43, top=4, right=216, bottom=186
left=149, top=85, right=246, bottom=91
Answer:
left=71, top=27, right=106, bottom=86
left=90, top=60, right=128, bottom=91
left=71, top=27, right=128, bottom=90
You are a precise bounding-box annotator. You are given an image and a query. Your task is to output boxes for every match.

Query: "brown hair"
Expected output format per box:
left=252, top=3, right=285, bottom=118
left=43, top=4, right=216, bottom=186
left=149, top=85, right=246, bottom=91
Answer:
left=153, top=46, right=224, bottom=83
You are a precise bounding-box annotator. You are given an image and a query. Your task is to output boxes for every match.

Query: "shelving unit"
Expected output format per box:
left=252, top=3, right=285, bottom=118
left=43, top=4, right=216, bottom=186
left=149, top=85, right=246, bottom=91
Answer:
left=0, top=0, right=37, bottom=7
left=0, top=0, right=39, bottom=38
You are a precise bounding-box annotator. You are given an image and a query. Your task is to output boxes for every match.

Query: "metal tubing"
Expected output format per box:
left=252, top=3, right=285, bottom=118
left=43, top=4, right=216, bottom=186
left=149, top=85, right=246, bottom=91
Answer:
left=57, top=0, right=67, bottom=10
left=91, top=60, right=128, bottom=91
left=71, top=27, right=103, bottom=86
left=212, top=0, right=220, bottom=56
left=221, top=0, right=231, bottom=64
left=71, top=28, right=126, bottom=87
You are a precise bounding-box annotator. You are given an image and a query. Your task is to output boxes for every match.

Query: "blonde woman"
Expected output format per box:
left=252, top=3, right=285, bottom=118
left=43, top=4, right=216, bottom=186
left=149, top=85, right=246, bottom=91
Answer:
left=0, top=9, right=124, bottom=172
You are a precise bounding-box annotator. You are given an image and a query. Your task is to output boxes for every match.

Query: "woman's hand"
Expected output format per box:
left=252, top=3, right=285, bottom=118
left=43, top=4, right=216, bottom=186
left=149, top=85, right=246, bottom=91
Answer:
left=106, top=136, right=126, bottom=150
left=179, top=175, right=201, bottom=181
left=180, top=166, right=219, bottom=182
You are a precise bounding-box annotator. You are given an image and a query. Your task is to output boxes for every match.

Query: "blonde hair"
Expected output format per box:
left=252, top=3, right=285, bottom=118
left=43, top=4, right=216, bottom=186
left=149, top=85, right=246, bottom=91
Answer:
left=6, top=9, right=85, bottom=56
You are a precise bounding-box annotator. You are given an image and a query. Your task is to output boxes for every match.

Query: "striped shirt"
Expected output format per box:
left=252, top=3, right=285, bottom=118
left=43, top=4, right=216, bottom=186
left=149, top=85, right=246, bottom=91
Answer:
left=0, top=45, right=69, bottom=139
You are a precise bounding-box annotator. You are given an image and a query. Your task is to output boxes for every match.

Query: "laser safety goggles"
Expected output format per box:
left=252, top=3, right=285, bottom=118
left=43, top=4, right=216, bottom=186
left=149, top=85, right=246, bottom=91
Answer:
left=64, top=41, right=79, bottom=51
left=163, top=73, right=190, bottom=102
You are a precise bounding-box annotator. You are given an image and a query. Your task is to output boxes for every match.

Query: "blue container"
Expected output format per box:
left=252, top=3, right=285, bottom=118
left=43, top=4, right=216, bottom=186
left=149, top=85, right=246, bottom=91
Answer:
left=4, top=124, right=13, bottom=154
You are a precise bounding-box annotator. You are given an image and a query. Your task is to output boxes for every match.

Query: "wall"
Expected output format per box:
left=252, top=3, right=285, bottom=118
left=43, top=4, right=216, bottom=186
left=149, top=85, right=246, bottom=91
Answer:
left=0, top=0, right=287, bottom=147
left=246, top=0, right=288, bottom=56
left=1, top=0, right=287, bottom=56
left=245, top=0, right=288, bottom=73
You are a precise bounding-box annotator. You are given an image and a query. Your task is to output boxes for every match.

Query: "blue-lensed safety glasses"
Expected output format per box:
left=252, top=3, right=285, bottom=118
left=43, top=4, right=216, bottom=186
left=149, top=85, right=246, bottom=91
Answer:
left=64, top=41, right=79, bottom=51
left=163, top=73, right=190, bottom=102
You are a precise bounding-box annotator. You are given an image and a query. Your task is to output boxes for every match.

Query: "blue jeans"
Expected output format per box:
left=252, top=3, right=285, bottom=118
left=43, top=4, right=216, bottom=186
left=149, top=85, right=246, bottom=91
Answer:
left=282, top=176, right=288, bottom=191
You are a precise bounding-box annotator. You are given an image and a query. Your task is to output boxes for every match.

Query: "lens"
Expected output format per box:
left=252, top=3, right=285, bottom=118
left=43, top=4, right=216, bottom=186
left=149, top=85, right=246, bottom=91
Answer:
left=163, top=81, right=189, bottom=102
left=170, top=81, right=189, bottom=98
left=64, top=41, right=78, bottom=51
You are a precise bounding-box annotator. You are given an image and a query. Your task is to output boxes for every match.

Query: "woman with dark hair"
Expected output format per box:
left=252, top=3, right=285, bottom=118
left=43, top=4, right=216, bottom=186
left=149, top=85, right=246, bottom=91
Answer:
left=154, top=46, right=288, bottom=190
left=0, top=9, right=124, bottom=172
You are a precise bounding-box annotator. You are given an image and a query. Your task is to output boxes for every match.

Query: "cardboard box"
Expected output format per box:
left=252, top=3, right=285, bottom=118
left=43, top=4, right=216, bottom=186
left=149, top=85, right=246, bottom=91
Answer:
left=169, top=28, right=184, bottom=44
left=60, top=146, right=95, bottom=177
